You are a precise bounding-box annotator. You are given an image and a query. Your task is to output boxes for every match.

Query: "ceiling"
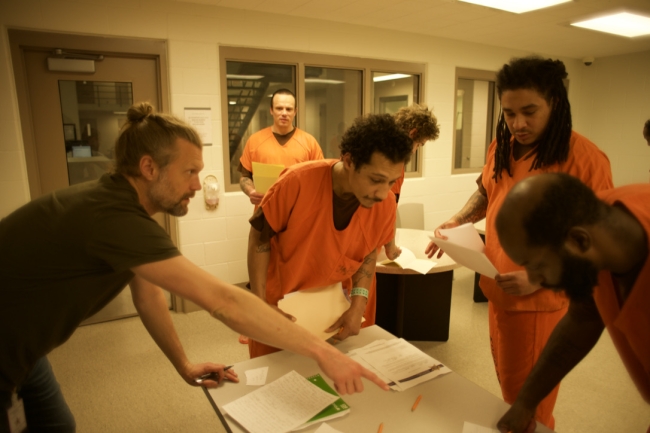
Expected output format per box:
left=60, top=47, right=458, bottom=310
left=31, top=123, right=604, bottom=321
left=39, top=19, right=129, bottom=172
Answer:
left=174, top=0, right=650, bottom=59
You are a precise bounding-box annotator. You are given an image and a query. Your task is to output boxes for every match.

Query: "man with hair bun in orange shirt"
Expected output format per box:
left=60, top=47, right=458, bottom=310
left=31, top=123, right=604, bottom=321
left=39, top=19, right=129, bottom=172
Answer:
left=247, top=113, right=413, bottom=358
left=495, top=173, right=650, bottom=433
left=426, top=56, right=613, bottom=429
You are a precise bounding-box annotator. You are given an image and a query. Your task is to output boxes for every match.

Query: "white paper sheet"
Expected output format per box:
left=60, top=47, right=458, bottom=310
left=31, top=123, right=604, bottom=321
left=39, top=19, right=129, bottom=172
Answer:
left=245, top=366, right=269, bottom=386
left=379, top=247, right=437, bottom=274
left=462, top=421, right=500, bottom=433
left=278, top=283, right=358, bottom=340
left=223, top=370, right=338, bottom=433
left=430, top=223, right=498, bottom=278
left=351, top=339, right=451, bottom=391
left=314, top=423, right=344, bottom=433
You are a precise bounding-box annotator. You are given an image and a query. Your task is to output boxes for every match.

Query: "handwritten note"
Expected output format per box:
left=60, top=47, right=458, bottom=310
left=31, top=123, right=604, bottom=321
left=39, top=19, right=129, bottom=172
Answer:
left=223, top=370, right=338, bottom=433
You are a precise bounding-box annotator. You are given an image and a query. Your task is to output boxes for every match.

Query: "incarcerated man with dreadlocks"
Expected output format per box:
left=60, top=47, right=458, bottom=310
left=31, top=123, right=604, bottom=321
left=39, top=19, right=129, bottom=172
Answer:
left=425, top=56, right=613, bottom=430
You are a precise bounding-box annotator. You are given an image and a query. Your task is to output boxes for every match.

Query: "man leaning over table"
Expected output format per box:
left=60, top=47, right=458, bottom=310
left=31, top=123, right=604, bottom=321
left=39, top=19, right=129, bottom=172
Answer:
left=247, top=113, right=414, bottom=358
left=0, top=103, right=387, bottom=433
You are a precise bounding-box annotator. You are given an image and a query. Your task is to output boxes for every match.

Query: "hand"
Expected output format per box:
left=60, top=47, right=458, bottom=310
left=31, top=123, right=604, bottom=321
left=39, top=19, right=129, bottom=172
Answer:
left=325, top=301, right=365, bottom=341
left=316, top=348, right=389, bottom=395
left=495, top=271, right=540, bottom=296
left=425, top=220, right=460, bottom=258
left=180, top=362, right=239, bottom=388
left=248, top=190, right=265, bottom=205
left=497, top=402, right=537, bottom=433
left=384, top=242, right=402, bottom=261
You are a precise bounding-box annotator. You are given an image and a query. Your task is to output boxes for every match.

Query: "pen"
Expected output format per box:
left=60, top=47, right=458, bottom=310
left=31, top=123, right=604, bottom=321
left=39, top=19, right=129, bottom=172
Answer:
left=377, top=422, right=384, bottom=433
left=411, top=394, right=422, bottom=411
left=195, top=365, right=233, bottom=384
left=387, top=364, right=444, bottom=386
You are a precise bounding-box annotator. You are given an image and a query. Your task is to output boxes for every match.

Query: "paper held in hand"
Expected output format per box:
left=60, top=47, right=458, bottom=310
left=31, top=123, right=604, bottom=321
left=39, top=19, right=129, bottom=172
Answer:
left=429, top=223, right=498, bottom=278
left=379, top=246, right=437, bottom=274
left=252, top=161, right=285, bottom=194
left=278, top=283, right=363, bottom=340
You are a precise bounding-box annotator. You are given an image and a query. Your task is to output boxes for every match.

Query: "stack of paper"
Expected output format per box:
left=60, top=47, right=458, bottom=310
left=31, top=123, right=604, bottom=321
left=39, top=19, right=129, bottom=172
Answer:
left=278, top=283, right=363, bottom=341
left=429, top=223, right=498, bottom=278
left=347, top=339, right=451, bottom=391
left=223, top=370, right=340, bottom=433
left=379, top=247, right=437, bottom=274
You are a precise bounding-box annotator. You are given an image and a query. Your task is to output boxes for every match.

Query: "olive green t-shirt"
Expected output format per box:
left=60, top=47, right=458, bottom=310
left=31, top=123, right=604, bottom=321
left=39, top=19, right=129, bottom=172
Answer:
left=0, top=174, right=180, bottom=392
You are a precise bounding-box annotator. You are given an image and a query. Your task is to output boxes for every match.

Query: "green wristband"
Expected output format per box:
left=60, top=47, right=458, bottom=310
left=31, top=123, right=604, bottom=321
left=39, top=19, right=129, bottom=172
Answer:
left=351, top=287, right=369, bottom=299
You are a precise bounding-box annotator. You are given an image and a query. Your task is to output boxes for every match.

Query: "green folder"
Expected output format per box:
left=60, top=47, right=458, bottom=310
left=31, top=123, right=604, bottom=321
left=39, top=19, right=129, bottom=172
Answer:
left=292, top=374, right=351, bottom=430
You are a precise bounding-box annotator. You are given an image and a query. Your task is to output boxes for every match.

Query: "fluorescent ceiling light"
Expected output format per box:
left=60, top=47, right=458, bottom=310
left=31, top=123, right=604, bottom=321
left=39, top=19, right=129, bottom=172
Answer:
left=228, top=101, right=236, bottom=105
left=305, top=78, right=345, bottom=84
left=571, top=12, right=650, bottom=37
left=373, top=73, right=411, bottom=82
left=458, top=0, right=571, bottom=14
left=226, top=74, right=264, bottom=80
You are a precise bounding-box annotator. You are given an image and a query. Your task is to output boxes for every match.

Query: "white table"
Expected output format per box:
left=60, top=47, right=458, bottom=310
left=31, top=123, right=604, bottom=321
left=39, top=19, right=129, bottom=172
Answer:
left=203, top=325, right=554, bottom=433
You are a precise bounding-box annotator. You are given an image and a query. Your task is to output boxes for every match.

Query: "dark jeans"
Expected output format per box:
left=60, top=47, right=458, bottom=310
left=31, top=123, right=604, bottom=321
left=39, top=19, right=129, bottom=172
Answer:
left=1, top=357, right=76, bottom=433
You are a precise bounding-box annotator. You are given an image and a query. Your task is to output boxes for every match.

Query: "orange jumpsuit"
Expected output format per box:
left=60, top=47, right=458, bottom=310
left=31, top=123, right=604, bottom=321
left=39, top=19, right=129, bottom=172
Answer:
left=239, top=127, right=323, bottom=173
left=249, top=159, right=396, bottom=358
left=595, top=185, right=650, bottom=414
left=481, top=131, right=613, bottom=429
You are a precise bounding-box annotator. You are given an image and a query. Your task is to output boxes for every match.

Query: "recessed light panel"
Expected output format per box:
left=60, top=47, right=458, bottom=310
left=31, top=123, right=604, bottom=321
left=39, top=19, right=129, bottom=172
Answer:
left=571, top=12, right=650, bottom=38
left=458, top=0, right=571, bottom=14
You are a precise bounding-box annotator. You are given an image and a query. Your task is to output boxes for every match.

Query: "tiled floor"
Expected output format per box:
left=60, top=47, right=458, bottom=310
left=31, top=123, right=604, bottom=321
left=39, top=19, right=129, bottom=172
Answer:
left=48, top=268, right=649, bottom=432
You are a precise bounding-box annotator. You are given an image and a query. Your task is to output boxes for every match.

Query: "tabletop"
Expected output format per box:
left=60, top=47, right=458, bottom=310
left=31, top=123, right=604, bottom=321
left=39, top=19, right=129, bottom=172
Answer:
left=204, top=325, right=554, bottom=433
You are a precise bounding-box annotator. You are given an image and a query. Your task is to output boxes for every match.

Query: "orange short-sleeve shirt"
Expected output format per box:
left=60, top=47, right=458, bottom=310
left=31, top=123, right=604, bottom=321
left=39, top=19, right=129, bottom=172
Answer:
left=260, top=159, right=396, bottom=306
left=595, top=185, right=650, bottom=404
left=481, top=131, right=613, bottom=311
left=239, top=127, right=323, bottom=173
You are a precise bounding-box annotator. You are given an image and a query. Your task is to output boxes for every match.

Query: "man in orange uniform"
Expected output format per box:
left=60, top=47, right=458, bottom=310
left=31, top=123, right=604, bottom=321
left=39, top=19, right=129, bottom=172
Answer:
left=426, top=56, right=613, bottom=429
left=239, top=88, right=323, bottom=205
left=494, top=173, right=650, bottom=433
left=247, top=114, right=413, bottom=358
left=383, top=103, right=441, bottom=260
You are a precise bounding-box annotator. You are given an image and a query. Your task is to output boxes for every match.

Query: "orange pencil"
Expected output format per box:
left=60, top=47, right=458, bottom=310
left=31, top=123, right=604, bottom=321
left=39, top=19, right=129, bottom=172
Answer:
left=377, top=422, right=384, bottom=433
left=411, top=394, right=422, bottom=411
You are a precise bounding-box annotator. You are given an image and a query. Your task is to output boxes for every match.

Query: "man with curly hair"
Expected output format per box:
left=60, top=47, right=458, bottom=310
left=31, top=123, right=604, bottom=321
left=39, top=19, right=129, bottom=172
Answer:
left=246, top=113, right=413, bottom=358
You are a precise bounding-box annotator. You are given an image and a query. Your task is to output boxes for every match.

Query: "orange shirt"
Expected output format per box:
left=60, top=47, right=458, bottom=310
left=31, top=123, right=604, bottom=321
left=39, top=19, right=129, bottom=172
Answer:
left=239, top=127, right=323, bottom=173
left=390, top=166, right=405, bottom=198
left=595, top=185, right=650, bottom=404
left=260, top=159, right=396, bottom=306
left=481, top=131, right=613, bottom=311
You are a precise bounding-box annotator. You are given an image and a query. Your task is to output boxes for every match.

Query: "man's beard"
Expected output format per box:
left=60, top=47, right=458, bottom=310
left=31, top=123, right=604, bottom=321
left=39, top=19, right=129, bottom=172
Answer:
left=543, top=249, right=599, bottom=301
left=148, top=173, right=192, bottom=217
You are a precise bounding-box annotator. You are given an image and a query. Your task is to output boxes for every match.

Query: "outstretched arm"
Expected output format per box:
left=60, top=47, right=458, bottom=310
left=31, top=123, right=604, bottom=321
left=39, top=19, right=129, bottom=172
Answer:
left=130, top=275, right=238, bottom=388
left=132, top=255, right=389, bottom=395
left=497, top=297, right=605, bottom=433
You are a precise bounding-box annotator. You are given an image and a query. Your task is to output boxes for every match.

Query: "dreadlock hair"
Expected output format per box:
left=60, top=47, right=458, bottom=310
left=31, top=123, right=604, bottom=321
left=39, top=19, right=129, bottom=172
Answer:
left=493, top=56, right=572, bottom=182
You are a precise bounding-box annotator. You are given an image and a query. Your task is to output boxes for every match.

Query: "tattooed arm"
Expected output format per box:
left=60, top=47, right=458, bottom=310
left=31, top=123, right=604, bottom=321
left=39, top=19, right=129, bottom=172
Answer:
left=247, top=224, right=271, bottom=300
left=239, top=165, right=265, bottom=205
left=325, top=249, right=377, bottom=341
left=426, top=175, right=489, bottom=259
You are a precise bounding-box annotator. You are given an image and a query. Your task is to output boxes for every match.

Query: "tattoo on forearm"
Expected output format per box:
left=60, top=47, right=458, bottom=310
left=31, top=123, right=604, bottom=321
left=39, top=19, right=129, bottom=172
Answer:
left=351, top=254, right=375, bottom=287
left=256, top=243, right=270, bottom=253
left=456, top=192, right=488, bottom=225
left=240, top=176, right=254, bottom=193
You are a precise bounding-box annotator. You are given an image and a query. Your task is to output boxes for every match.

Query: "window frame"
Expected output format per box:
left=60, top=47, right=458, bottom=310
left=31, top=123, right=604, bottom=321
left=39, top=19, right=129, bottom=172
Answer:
left=219, top=46, right=426, bottom=191
left=451, top=67, right=499, bottom=175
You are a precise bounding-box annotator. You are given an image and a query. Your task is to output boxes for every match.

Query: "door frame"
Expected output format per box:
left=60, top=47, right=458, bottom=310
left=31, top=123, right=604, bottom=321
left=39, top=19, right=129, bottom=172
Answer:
left=8, top=28, right=186, bottom=312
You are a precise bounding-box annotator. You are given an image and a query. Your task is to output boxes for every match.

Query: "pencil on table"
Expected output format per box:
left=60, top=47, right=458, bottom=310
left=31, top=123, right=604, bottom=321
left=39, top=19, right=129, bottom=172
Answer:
left=377, top=422, right=384, bottom=433
left=411, top=394, right=422, bottom=411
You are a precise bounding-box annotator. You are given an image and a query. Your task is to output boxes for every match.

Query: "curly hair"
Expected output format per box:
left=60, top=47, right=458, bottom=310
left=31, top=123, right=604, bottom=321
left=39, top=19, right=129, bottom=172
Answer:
left=493, top=56, right=572, bottom=181
left=394, top=103, right=440, bottom=143
left=115, top=102, right=202, bottom=177
left=339, top=113, right=413, bottom=169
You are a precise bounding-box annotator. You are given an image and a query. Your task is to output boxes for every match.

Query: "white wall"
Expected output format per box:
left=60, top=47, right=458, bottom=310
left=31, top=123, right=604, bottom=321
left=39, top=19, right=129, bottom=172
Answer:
left=0, top=0, right=642, bottom=285
left=571, top=50, right=650, bottom=186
